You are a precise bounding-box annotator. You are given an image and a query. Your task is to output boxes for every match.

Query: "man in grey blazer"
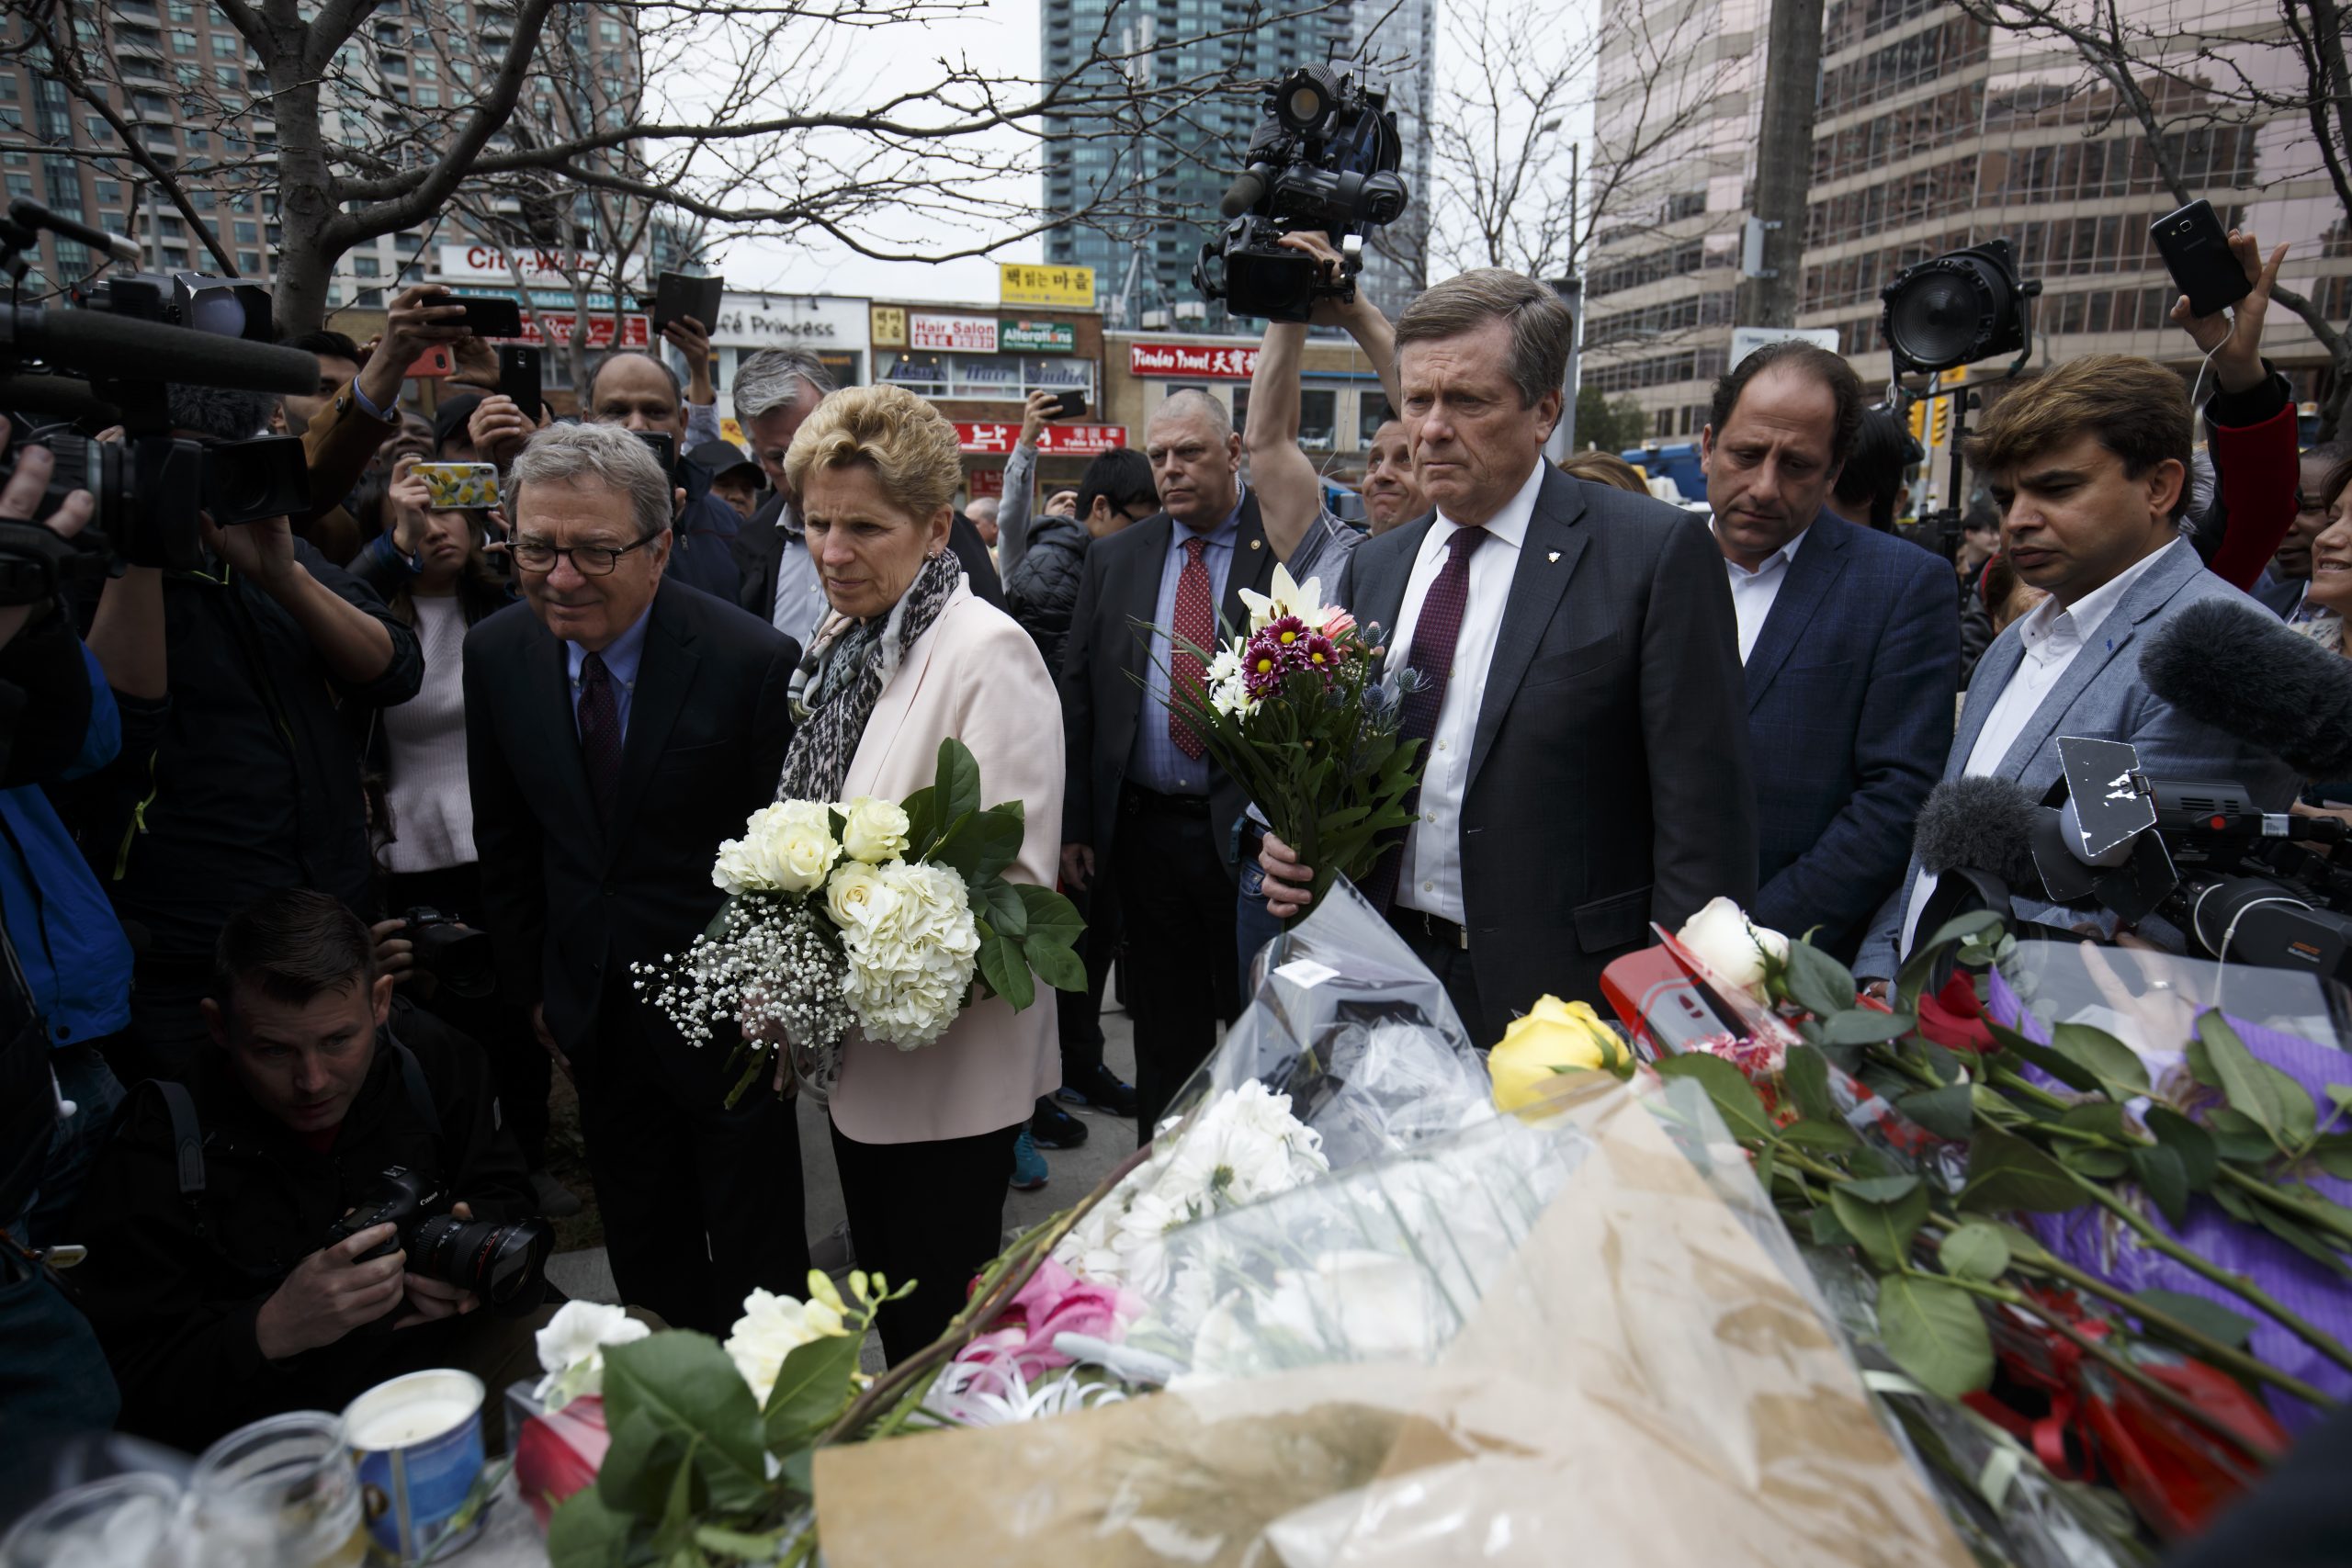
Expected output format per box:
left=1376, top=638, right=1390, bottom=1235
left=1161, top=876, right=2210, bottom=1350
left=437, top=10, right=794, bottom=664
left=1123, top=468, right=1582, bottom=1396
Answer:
left=1855, top=355, right=2302, bottom=984
left=1260, top=269, right=1758, bottom=1046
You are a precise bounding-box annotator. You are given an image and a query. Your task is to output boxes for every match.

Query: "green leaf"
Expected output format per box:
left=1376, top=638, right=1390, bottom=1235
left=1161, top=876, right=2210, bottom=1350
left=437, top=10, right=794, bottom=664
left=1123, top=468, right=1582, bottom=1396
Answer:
left=695, top=1524, right=795, bottom=1562
left=1785, top=1044, right=1838, bottom=1125
left=1939, top=1222, right=2012, bottom=1282
left=2312, top=1133, right=2352, bottom=1180
left=2206, top=1107, right=2277, bottom=1164
left=2144, top=1106, right=2219, bottom=1190
left=2132, top=1143, right=2190, bottom=1227
left=931, top=809, right=1024, bottom=883
left=1782, top=941, right=1861, bottom=1021
left=1832, top=1176, right=1931, bottom=1269
left=977, top=877, right=1027, bottom=942
left=2057, top=1101, right=2131, bottom=1139
left=2250, top=1200, right=2352, bottom=1276
left=1960, top=1126, right=2088, bottom=1213
left=2058, top=1145, right=2130, bottom=1179
left=2051, top=1021, right=2150, bottom=1094
left=1754, top=1146, right=1777, bottom=1201
left=977, top=931, right=1035, bottom=1010
left=2132, top=1290, right=2258, bottom=1350
left=1896, top=1084, right=1975, bottom=1141
left=1985, top=1022, right=2100, bottom=1094
left=2197, top=1011, right=2316, bottom=1156
left=933, top=738, right=981, bottom=827
left=1879, top=1274, right=1996, bottom=1400
left=594, top=1407, right=688, bottom=1517
left=1652, top=1052, right=1777, bottom=1145
left=1809, top=1206, right=1856, bottom=1247
left=899, top=784, right=939, bottom=862
left=1026, top=938, right=1088, bottom=993
left=762, top=1331, right=865, bottom=1454
left=1823, top=1010, right=1918, bottom=1045
left=1780, top=1118, right=1860, bottom=1152
left=600, top=1333, right=770, bottom=1514
left=1014, top=884, right=1087, bottom=952
left=546, top=1483, right=636, bottom=1568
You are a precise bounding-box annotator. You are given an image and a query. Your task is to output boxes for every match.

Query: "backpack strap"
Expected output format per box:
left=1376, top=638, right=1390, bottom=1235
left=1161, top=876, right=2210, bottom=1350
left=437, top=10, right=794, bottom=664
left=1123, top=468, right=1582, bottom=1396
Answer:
left=388, top=1033, right=441, bottom=1140
left=156, top=1080, right=205, bottom=1198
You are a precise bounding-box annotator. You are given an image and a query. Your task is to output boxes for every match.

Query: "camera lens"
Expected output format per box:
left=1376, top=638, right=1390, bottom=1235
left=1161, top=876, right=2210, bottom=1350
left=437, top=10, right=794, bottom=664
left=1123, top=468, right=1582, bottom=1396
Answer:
left=408, top=1214, right=553, bottom=1315
left=410, top=920, right=496, bottom=998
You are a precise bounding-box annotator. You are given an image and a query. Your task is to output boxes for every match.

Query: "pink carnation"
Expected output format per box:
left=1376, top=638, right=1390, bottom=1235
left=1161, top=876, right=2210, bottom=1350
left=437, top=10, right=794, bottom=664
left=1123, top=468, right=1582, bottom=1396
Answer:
left=952, top=1258, right=1141, bottom=1384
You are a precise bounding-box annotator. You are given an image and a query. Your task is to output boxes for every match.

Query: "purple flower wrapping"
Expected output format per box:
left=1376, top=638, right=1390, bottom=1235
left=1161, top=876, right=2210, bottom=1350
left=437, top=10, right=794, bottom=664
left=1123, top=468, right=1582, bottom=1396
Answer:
left=1988, top=966, right=2352, bottom=1431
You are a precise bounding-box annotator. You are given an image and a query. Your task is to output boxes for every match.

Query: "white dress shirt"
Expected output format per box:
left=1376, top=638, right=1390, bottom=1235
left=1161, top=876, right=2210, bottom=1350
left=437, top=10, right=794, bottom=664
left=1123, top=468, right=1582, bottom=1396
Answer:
left=1387, top=459, right=1546, bottom=924
left=1716, top=520, right=1811, bottom=664
left=1899, top=538, right=2184, bottom=953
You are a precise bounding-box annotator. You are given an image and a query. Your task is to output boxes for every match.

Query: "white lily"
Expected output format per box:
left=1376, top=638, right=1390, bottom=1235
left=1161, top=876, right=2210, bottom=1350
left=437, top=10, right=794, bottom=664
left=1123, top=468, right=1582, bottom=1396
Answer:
left=1236, top=562, right=1336, bottom=634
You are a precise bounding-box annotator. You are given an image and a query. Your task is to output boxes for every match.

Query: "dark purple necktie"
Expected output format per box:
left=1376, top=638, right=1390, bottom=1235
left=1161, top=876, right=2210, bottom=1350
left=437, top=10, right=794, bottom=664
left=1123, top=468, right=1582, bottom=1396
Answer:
left=577, top=651, right=621, bottom=824
left=1362, top=525, right=1487, bottom=912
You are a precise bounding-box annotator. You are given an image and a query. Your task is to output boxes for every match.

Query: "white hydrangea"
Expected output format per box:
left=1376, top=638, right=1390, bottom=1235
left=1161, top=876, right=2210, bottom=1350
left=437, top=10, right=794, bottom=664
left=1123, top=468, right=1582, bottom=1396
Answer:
left=841, top=860, right=981, bottom=1049
left=723, top=1286, right=849, bottom=1406
left=839, top=795, right=912, bottom=864
left=714, top=799, right=842, bottom=896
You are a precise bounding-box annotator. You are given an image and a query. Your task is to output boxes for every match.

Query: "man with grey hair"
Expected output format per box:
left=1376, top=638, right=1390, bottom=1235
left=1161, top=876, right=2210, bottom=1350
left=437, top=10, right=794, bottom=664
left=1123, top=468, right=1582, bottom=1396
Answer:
left=463, top=421, right=808, bottom=1335
left=1256, top=268, right=1757, bottom=1045
left=1060, top=384, right=1279, bottom=1137
left=729, top=348, right=837, bottom=647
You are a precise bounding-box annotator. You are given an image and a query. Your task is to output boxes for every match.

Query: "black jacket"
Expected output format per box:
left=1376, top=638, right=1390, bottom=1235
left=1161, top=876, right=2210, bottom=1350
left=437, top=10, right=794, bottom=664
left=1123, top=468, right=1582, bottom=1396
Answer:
left=58, top=542, right=424, bottom=963
left=62, top=1014, right=536, bottom=1452
left=1003, top=512, right=1089, bottom=671
left=463, top=580, right=797, bottom=1095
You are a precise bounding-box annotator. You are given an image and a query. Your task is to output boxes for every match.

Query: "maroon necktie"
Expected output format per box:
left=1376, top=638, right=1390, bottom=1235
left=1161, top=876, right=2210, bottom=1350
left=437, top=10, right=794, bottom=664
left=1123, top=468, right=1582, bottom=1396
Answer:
left=1362, top=525, right=1487, bottom=911
left=577, top=651, right=621, bottom=824
left=1169, top=536, right=1213, bottom=761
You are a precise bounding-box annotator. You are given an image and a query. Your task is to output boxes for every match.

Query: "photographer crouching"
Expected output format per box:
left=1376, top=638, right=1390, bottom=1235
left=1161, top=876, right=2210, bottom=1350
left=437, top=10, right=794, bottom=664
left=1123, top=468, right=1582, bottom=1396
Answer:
left=60, top=888, right=570, bottom=1455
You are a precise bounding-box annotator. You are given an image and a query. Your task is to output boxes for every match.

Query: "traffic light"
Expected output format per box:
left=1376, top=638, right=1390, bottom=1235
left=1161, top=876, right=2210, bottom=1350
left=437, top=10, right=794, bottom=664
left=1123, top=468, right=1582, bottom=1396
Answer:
left=1907, top=400, right=1928, bottom=442
left=1931, top=398, right=1951, bottom=447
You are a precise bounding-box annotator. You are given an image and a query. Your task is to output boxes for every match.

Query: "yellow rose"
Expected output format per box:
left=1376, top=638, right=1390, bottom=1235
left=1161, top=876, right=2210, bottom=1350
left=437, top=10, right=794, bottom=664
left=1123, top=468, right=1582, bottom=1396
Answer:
left=1488, top=995, right=1627, bottom=1112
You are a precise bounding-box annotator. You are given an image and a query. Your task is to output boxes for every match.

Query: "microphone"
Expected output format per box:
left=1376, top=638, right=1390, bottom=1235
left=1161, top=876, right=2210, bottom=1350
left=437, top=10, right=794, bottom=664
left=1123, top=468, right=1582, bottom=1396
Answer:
left=1218, top=164, right=1272, bottom=220
left=2142, top=599, right=2352, bottom=781
left=1913, top=775, right=2043, bottom=886
left=7, top=197, right=140, bottom=265
left=0, top=307, right=319, bottom=397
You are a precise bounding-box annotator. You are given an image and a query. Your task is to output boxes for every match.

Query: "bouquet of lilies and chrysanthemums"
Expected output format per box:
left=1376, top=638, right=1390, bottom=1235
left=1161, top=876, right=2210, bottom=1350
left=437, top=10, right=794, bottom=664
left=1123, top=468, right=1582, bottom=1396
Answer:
left=1150, top=563, right=1423, bottom=914
left=633, top=739, right=1084, bottom=1103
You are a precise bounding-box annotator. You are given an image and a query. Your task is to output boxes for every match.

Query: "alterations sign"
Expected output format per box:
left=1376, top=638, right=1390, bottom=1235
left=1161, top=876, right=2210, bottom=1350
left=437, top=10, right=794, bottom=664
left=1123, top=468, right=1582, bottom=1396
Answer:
left=1000, top=321, right=1077, bottom=355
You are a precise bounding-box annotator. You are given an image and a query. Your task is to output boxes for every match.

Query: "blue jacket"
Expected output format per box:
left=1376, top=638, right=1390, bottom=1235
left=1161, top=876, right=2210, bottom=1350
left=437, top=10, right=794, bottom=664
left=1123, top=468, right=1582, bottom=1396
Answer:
left=1745, top=515, right=1958, bottom=957
left=0, top=646, right=133, bottom=1046
left=668, top=462, right=744, bottom=604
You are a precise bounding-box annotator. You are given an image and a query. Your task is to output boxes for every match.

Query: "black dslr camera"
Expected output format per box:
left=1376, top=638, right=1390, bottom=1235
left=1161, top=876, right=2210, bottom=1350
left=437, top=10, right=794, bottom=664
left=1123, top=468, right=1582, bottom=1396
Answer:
left=327, top=1166, right=553, bottom=1317
left=1193, top=64, right=1409, bottom=322
left=400, top=907, right=496, bottom=999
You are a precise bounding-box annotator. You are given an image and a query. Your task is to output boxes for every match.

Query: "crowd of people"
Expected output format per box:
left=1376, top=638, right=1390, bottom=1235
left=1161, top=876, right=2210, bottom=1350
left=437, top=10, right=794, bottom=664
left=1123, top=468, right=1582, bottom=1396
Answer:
left=0, top=216, right=2339, bottom=1506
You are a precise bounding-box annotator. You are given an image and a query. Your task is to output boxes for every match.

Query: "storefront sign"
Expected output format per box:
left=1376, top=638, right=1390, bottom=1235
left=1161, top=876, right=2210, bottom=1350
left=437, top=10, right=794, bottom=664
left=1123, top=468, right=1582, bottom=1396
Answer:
left=435, top=245, right=636, bottom=288
left=966, top=468, right=1005, bottom=499
left=502, top=310, right=651, bottom=350
left=999, top=263, right=1096, bottom=308
left=707, top=293, right=869, bottom=352
left=910, top=313, right=1000, bottom=353
left=1128, top=342, right=1259, bottom=379
left=1000, top=320, right=1076, bottom=355
left=870, top=305, right=907, bottom=347
left=956, top=423, right=1126, bottom=456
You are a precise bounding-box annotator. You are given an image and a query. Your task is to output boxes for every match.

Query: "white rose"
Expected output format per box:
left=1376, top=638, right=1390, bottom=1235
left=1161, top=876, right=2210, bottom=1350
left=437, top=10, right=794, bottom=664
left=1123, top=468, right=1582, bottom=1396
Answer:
left=826, top=862, right=900, bottom=933
left=762, top=799, right=842, bottom=895
left=723, top=1286, right=848, bottom=1406
left=839, top=796, right=912, bottom=863
left=531, top=1300, right=650, bottom=1407
left=1675, top=896, right=1789, bottom=1000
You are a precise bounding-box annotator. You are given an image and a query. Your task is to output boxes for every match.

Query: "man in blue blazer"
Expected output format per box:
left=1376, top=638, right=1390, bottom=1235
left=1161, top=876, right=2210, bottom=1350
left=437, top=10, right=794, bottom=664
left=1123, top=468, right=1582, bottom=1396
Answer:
left=1855, top=355, right=2302, bottom=983
left=1700, top=342, right=1958, bottom=959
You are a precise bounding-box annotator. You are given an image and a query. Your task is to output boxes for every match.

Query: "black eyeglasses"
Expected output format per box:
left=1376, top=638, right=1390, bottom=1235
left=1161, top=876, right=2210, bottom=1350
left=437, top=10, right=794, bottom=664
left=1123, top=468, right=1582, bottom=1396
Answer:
left=512, top=534, right=661, bottom=576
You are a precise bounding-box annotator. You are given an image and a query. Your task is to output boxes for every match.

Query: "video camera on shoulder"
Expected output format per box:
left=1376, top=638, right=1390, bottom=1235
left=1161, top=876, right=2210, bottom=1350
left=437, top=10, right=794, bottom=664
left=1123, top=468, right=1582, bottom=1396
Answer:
left=1193, top=64, right=1409, bottom=322
left=0, top=198, right=320, bottom=583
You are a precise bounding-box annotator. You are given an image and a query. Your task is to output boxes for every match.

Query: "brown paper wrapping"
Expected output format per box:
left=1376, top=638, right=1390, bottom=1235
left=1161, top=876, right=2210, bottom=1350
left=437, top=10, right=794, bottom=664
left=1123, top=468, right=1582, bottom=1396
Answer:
left=814, top=1075, right=1970, bottom=1566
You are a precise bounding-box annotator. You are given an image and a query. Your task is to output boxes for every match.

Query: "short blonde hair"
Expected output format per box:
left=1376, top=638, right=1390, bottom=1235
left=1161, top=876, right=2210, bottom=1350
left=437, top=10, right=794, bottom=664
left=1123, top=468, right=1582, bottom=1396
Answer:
left=1557, top=450, right=1650, bottom=494
left=783, top=383, right=963, bottom=519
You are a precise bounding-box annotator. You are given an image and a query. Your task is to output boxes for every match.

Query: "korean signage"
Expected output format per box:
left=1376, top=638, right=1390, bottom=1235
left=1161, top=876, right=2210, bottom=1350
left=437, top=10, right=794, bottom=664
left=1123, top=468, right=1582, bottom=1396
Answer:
left=502, top=310, right=652, bottom=350
left=435, top=244, right=637, bottom=288
left=1128, top=342, right=1259, bottom=380
left=707, top=293, right=869, bottom=352
left=910, top=313, right=1000, bottom=353
left=999, top=263, right=1096, bottom=308
left=955, top=423, right=1127, bottom=456
left=1000, top=320, right=1076, bottom=355
left=967, top=468, right=1005, bottom=500
left=870, top=305, right=907, bottom=347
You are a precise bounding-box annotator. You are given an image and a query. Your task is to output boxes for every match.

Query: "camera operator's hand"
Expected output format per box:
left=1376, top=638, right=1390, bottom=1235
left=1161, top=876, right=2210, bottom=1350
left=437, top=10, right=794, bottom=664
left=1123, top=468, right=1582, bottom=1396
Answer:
left=388, top=456, right=432, bottom=560
left=469, top=394, right=542, bottom=469
left=2171, top=230, right=2287, bottom=395
left=370, top=916, right=416, bottom=987
left=254, top=1222, right=408, bottom=1360
left=1276, top=232, right=1370, bottom=329
left=1019, top=390, right=1058, bottom=449
left=393, top=1202, right=482, bottom=1328
left=0, top=445, right=94, bottom=652
left=203, top=512, right=300, bottom=593
left=531, top=1002, right=571, bottom=1078
left=662, top=317, right=716, bottom=407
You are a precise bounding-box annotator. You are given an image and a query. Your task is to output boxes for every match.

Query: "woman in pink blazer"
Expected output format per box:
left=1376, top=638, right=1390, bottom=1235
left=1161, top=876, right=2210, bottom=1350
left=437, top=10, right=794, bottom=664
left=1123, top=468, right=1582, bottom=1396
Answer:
left=775, top=384, right=1062, bottom=1359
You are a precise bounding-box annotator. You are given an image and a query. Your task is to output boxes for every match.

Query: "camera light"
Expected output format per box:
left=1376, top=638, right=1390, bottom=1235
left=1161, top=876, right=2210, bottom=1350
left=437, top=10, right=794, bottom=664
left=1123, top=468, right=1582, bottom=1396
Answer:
left=1285, top=84, right=1326, bottom=125
left=1879, top=240, right=2035, bottom=377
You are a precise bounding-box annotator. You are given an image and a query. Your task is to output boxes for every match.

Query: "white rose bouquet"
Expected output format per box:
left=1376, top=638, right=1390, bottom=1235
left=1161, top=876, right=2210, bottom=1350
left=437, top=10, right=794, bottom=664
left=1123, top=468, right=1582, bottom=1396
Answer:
left=635, top=739, right=1086, bottom=1104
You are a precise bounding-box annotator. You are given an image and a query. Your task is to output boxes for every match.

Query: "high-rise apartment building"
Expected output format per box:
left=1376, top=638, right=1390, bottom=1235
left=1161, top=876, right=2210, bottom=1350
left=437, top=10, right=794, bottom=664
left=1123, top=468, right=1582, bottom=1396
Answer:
left=1039, top=0, right=1432, bottom=330
left=0, top=0, right=655, bottom=320
left=1586, top=0, right=2352, bottom=447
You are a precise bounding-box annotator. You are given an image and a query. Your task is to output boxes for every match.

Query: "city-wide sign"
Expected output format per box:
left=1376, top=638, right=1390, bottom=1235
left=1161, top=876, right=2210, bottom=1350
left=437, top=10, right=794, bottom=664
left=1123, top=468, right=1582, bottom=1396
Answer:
left=910, top=313, right=1000, bottom=353
left=999, top=263, right=1096, bottom=309
left=1000, top=320, right=1077, bottom=355
left=1128, top=342, right=1259, bottom=379
left=435, top=244, right=639, bottom=288
left=956, top=422, right=1126, bottom=456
